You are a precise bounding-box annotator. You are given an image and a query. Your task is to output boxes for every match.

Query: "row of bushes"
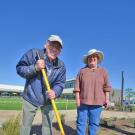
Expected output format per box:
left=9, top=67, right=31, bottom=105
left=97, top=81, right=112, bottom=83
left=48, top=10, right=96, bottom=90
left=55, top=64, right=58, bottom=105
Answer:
left=107, top=102, right=135, bottom=112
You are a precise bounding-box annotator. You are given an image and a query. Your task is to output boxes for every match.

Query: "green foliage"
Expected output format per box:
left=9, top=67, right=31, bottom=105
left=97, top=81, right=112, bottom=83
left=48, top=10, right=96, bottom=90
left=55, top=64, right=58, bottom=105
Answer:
left=133, top=119, right=135, bottom=128
left=115, top=102, right=124, bottom=111
left=124, top=88, right=135, bottom=100
left=111, top=90, right=115, bottom=101
left=129, top=105, right=135, bottom=112
left=120, top=117, right=126, bottom=120
left=2, top=114, right=20, bottom=135
left=100, top=118, right=115, bottom=128
left=111, top=117, right=117, bottom=121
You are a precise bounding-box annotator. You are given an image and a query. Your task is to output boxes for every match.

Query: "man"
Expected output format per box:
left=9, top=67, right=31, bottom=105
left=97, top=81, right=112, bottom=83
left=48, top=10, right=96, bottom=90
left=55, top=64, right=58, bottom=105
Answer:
left=16, top=35, right=66, bottom=135
left=74, top=49, right=111, bottom=135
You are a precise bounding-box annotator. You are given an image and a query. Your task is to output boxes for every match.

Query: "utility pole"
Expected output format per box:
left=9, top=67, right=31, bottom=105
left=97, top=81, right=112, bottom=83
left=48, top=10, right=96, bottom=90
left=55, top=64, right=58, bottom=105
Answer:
left=121, top=71, right=124, bottom=106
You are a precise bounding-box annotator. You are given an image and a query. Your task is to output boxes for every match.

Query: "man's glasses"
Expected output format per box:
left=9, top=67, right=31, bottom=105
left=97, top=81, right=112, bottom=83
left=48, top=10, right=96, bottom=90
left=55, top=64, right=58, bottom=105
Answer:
left=49, top=41, right=61, bottom=52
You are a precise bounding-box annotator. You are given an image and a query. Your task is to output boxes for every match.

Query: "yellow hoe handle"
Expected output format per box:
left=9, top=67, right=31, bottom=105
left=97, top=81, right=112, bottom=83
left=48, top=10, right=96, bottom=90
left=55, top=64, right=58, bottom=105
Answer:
left=41, top=68, right=65, bottom=135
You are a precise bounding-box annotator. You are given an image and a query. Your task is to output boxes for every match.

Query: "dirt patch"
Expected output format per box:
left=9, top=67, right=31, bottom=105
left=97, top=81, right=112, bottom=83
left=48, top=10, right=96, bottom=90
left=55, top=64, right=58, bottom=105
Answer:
left=0, top=110, right=135, bottom=135
left=0, top=128, right=2, bottom=135
left=1, top=119, right=135, bottom=135
left=29, top=119, right=135, bottom=135
left=98, top=119, right=135, bottom=135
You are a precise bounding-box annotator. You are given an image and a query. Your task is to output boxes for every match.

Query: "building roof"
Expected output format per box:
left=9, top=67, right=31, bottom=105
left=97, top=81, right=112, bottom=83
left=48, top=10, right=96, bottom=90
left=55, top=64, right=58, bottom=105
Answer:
left=0, top=84, right=74, bottom=93
left=0, top=84, right=24, bottom=92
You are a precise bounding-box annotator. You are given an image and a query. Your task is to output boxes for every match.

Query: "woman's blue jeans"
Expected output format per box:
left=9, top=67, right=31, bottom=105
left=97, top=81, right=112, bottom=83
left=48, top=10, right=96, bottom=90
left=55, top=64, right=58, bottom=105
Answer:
left=77, top=104, right=102, bottom=135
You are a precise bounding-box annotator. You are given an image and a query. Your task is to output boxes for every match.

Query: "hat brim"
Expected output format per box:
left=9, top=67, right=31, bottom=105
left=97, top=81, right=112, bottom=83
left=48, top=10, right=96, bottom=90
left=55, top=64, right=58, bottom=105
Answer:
left=83, top=51, right=104, bottom=64
left=48, top=40, right=63, bottom=48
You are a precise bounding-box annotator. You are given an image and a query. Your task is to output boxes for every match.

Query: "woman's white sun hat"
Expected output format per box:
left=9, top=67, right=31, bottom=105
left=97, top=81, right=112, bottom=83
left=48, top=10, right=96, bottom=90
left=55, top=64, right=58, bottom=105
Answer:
left=83, top=49, right=104, bottom=64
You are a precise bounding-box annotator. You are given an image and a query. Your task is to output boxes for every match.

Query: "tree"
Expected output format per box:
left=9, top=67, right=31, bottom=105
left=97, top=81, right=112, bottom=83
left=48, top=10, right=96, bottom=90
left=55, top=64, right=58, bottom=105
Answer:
left=111, top=90, right=116, bottom=102
left=124, top=88, right=135, bottom=101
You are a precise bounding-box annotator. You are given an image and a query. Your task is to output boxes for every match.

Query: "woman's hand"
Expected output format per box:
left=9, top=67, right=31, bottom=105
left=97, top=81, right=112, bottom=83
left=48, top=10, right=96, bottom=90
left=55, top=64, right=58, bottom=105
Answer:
left=76, top=98, right=80, bottom=107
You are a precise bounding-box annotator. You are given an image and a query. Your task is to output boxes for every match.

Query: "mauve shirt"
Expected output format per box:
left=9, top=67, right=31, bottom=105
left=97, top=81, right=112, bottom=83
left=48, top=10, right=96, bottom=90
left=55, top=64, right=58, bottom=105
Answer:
left=74, top=67, right=111, bottom=105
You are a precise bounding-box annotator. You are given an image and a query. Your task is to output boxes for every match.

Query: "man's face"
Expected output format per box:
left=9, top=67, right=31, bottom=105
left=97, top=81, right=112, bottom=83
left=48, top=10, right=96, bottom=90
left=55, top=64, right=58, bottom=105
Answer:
left=45, top=41, right=61, bottom=61
left=87, top=54, right=99, bottom=67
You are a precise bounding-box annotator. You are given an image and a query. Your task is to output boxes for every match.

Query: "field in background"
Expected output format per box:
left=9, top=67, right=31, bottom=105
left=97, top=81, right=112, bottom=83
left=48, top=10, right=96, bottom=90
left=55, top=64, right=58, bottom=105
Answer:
left=0, top=98, right=76, bottom=110
left=1, top=97, right=135, bottom=111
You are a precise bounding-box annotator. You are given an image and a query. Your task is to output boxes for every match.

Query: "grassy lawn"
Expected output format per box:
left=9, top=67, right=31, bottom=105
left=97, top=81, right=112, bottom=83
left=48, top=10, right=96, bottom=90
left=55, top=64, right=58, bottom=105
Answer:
left=0, top=97, right=76, bottom=110
left=0, top=98, right=22, bottom=110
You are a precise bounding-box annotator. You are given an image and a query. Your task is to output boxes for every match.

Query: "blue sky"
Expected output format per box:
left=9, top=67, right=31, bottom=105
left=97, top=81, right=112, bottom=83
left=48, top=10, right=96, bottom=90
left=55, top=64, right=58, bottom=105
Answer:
left=0, top=0, right=135, bottom=90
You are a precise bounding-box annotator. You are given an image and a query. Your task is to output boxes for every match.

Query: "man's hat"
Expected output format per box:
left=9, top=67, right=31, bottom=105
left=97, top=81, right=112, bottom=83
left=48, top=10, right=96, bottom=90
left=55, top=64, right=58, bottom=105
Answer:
left=48, top=35, right=63, bottom=48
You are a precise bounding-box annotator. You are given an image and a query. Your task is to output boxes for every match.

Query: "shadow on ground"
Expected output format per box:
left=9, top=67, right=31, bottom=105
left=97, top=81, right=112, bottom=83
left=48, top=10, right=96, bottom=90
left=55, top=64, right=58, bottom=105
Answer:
left=100, top=124, right=135, bottom=135
left=30, top=121, right=135, bottom=135
left=30, top=125, right=42, bottom=135
left=30, top=122, right=76, bottom=135
left=53, top=122, right=76, bottom=135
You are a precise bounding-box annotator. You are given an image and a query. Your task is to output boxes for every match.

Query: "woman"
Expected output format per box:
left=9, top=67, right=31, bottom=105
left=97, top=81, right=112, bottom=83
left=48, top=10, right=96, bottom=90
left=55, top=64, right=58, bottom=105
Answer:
left=74, top=49, right=111, bottom=135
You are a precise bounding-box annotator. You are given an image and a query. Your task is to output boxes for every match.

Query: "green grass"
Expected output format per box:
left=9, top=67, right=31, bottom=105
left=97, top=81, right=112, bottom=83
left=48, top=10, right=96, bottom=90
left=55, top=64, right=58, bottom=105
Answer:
left=0, top=98, right=22, bottom=110
left=0, top=97, right=76, bottom=110
left=2, top=114, right=20, bottom=135
left=56, top=101, right=76, bottom=110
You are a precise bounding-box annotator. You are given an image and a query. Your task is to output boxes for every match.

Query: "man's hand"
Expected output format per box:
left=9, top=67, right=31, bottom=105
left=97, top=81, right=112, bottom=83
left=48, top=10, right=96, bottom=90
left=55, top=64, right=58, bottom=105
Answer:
left=35, top=59, right=45, bottom=71
left=47, top=90, right=56, bottom=100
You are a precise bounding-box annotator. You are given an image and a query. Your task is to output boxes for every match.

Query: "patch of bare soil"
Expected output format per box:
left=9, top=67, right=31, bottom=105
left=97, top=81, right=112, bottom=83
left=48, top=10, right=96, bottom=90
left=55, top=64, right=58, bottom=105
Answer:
left=1, top=119, right=135, bottom=135
left=30, top=119, right=135, bottom=135
left=0, top=128, right=2, bottom=135
left=98, top=119, right=135, bottom=135
left=30, top=121, right=76, bottom=135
